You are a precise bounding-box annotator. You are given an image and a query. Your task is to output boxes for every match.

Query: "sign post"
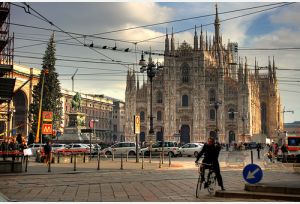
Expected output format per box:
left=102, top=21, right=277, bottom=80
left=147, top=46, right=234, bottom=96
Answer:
left=134, top=115, right=140, bottom=163
left=243, top=164, right=263, bottom=184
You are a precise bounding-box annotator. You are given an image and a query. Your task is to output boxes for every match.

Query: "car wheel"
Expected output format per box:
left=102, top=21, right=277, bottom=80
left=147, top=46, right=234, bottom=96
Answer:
left=168, top=152, right=174, bottom=157
left=194, top=151, right=198, bottom=157
left=128, top=151, right=135, bottom=156
left=105, top=151, right=112, bottom=156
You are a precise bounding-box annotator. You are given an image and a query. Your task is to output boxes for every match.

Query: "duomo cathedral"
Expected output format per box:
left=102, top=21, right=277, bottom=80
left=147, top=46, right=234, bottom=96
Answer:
left=125, top=6, right=283, bottom=144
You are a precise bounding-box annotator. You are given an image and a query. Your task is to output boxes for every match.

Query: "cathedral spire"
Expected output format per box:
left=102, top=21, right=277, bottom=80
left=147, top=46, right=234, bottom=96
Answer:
left=164, top=28, right=169, bottom=55
left=200, top=24, right=204, bottom=51
left=194, top=25, right=198, bottom=50
left=268, top=56, right=273, bottom=82
left=206, top=30, right=208, bottom=51
left=255, top=57, right=259, bottom=78
left=214, top=4, right=220, bottom=47
left=244, top=57, right=248, bottom=83
left=149, top=47, right=153, bottom=63
left=137, top=72, right=139, bottom=90
left=238, top=57, right=244, bottom=83
left=273, top=56, right=277, bottom=81
left=171, top=27, right=175, bottom=54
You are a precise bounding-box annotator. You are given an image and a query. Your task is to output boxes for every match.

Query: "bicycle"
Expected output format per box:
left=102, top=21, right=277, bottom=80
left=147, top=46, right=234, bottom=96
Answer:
left=195, top=162, right=217, bottom=197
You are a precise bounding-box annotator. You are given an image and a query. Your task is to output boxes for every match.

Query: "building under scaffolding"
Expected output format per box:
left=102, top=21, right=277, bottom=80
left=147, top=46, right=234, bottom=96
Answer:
left=0, top=2, right=15, bottom=138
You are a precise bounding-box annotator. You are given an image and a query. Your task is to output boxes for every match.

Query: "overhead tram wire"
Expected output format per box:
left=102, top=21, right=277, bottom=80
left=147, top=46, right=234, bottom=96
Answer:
left=86, top=2, right=288, bottom=36
left=11, top=2, right=291, bottom=47
left=137, top=2, right=295, bottom=44
left=20, top=3, right=118, bottom=64
left=15, top=61, right=128, bottom=72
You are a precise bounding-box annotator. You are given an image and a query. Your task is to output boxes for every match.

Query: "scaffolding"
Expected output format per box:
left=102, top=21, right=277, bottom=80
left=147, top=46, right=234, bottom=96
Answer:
left=0, top=2, right=15, bottom=137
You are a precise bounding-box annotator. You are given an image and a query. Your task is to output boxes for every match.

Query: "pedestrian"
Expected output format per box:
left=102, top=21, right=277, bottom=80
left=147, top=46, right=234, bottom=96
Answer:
left=257, top=143, right=261, bottom=159
left=280, top=143, right=288, bottom=163
left=44, top=141, right=52, bottom=165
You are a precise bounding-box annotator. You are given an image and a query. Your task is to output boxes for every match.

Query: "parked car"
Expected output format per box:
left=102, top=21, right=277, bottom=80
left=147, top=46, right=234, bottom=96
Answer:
left=27, top=143, right=45, bottom=155
left=65, top=143, right=89, bottom=152
left=140, top=141, right=180, bottom=157
left=103, top=142, right=138, bottom=156
left=87, top=144, right=101, bottom=155
left=178, top=143, right=204, bottom=157
left=51, top=143, right=67, bottom=152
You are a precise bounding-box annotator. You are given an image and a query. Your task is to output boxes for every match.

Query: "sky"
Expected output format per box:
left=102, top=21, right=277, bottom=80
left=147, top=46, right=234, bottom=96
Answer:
left=10, top=1, right=300, bottom=123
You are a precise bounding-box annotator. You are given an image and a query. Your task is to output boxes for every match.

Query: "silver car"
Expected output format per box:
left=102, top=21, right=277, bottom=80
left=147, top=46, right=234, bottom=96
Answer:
left=179, top=143, right=204, bottom=157
left=103, top=142, right=138, bottom=156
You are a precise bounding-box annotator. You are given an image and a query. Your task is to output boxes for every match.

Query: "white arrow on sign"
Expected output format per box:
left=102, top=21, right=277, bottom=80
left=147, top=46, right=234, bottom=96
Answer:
left=246, top=168, right=260, bottom=179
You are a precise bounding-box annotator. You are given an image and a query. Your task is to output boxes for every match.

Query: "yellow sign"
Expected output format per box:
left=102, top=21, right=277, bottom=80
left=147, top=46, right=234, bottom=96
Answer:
left=134, top=115, right=140, bottom=134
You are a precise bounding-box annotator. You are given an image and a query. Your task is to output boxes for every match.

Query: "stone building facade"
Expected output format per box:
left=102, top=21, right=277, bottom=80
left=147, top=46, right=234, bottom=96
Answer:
left=125, top=6, right=283, bottom=144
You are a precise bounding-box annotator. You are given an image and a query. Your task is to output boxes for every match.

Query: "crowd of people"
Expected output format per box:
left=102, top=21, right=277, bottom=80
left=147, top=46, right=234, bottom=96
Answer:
left=0, top=134, right=28, bottom=161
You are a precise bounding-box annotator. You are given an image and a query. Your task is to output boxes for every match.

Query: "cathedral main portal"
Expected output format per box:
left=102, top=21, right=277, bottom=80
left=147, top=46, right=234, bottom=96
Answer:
left=180, top=125, right=190, bottom=144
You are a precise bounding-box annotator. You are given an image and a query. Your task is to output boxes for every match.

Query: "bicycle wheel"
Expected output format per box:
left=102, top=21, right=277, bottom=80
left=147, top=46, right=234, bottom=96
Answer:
left=196, top=175, right=203, bottom=198
left=207, top=171, right=217, bottom=195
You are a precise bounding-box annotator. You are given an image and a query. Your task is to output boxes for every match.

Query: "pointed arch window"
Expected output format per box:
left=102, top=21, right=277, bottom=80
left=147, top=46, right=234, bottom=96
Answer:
left=210, top=109, right=215, bottom=120
left=209, top=89, right=216, bottom=103
left=156, top=91, right=163, bottom=103
left=182, top=95, right=189, bottom=107
left=140, top=111, right=145, bottom=122
left=181, top=63, right=189, bottom=83
left=228, top=108, right=235, bottom=120
left=157, top=111, right=162, bottom=121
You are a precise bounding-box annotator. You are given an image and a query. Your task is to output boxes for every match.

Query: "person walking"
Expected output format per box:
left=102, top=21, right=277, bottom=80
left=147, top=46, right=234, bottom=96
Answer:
left=195, top=137, right=225, bottom=191
left=44, top=141, right=52, bottom=165
left=281, top=143, right=288, bottom=163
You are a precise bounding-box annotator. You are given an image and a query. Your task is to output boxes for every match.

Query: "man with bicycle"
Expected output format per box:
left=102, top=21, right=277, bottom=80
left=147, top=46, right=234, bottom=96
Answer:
left=195, top=137, right=225, bottom=191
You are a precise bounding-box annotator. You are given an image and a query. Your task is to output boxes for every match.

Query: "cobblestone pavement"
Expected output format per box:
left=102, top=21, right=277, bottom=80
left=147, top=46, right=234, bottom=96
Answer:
left=0, top=154, right=299, bottom=202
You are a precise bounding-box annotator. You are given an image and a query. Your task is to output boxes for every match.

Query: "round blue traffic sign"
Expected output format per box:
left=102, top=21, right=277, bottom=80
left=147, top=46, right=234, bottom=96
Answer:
left=243, top=164, right=263, bottom=184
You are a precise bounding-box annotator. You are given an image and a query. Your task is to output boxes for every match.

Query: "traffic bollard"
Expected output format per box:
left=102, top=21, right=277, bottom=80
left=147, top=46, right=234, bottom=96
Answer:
left=120, top=153, right=124, bottom=170
left=126, top=151, right=128, bottom=162
left=112, top=151, right=115, bottom=161
left=97, top=151, right=100, bottom=170
left=142, top=153, right=144, bottom=169
left=168, top=153, right=171, bottom=167
left=74, top=154, right=77, bottom=171
left=48, top=154, right=51, bottom=172
left=25, top=155, right=28, bottom=172
left=149, top=151, right=152, bottom=163
left=83, top=152, right=86, bottom=163
left=71, top=153, right=73, bottom=163
left=57, top=152, right=60, bottom=164
left=159, top=153, right=162, bottom=168
left=251, top=150, right=253, bottom=164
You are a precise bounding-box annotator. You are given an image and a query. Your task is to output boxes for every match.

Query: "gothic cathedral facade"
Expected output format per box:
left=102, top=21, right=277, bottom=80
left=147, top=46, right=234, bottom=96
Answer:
left=125, top=6, right=283, bottom=144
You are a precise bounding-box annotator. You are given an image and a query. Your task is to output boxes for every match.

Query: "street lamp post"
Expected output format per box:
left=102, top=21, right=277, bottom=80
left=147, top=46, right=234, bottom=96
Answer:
left=36, top=68, right=49, bottom=143
left=139, top=51, right=163, bottom=140
left=211, top=101, right=222, bottom=142
left=90, top=119, right=98, bottom=160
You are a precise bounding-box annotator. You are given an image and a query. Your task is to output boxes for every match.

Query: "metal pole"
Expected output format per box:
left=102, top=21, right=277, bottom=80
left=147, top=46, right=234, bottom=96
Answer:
left=48, top=153, right=51, bottom=172
left=71, top=153, right=73, bottom=163
left=97, top=151, right=100, bottom=170
left=83, top=152, right=85, bottom=163
left=251, top=150, right=253, bottom=164
left=74, top=154, right=76, bottom=171
left=89, top=132, right=92, bottom=161
left=126, top=151, right=128, bottom=162
left=215, top=103, right=219, bottom=142
left=112, top=151, right=114, bottom=161
left=120, top=153, right=124, bottom=170
left=149, top=76, right=154, bottom=134
left=159, top=152, right=162, bottom=168
left=149, top=149, right=152, bottom=163
left=36, top=71, right=45, bottom=144
left=25, top=155, right=28, bottom=172
left=169, top=153, right=171, bottom=167
left=135, top=134, right=139, bottom=163
left=142, top=152, right=144, bottom=169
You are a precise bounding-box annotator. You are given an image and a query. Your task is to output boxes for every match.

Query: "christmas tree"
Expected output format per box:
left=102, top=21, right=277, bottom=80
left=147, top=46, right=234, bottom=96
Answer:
left=29, top=33, right=62, bottom=142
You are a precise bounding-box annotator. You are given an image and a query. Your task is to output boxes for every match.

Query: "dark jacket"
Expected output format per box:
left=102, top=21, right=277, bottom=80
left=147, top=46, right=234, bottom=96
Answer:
left=44, top=144, right=52, bottom=154
left=196, top=142, right=221, bottom=163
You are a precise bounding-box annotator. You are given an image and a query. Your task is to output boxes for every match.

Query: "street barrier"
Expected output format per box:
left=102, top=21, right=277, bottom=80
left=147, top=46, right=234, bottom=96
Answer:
left=149, top=150, right=152, bottom=163
left=25, top=156, right=28, bottom=172
left=48, top=155, right=51, bottom=172
left=112, top=151, right=115, bottom=161
left=74, top=154, right=77, bottom=171
left=159, top=153, right=162, bottom=168
left=168, top=153, right=171, bottom=167
left=126, top=151, right=128, bottom=162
